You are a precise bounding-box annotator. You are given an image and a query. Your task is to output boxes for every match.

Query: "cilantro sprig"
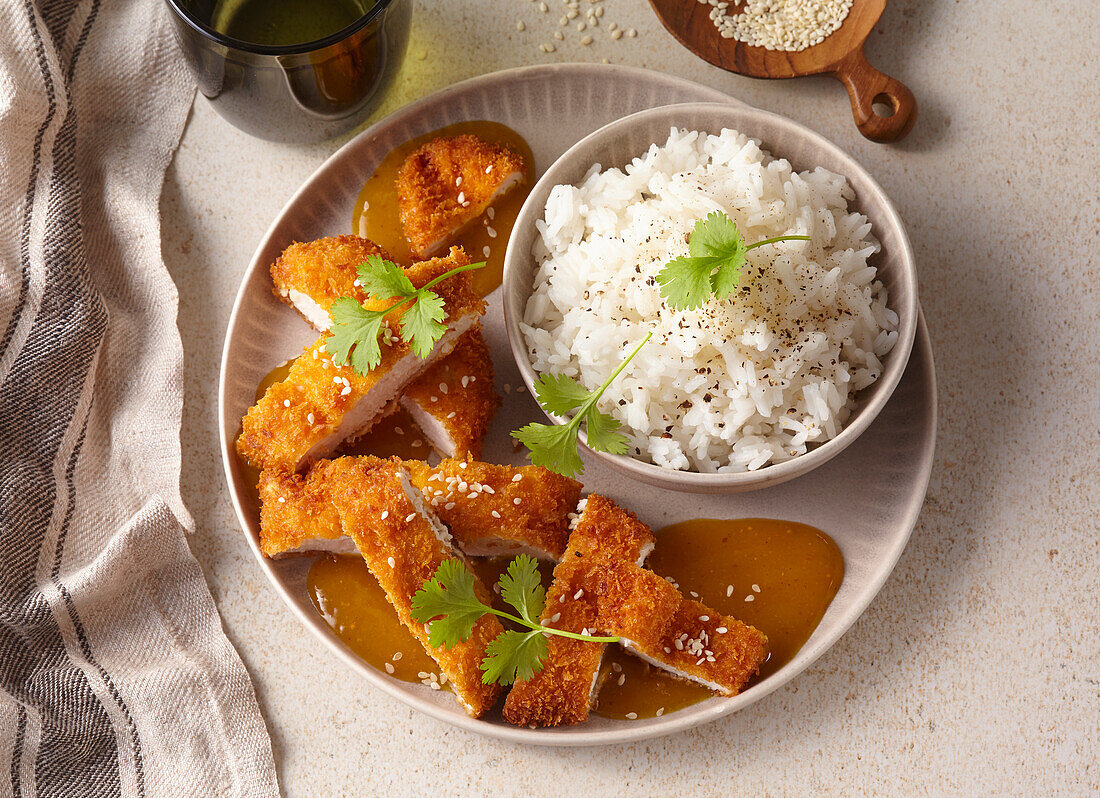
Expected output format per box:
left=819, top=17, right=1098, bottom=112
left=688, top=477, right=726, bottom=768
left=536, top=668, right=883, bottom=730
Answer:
left=327, top=255, right=485, bottom=375
left=511, top=331, right=652, bottom=478
left=656, top=211, right=811, bottom=311
left=411, top=555, right=619, bottom=686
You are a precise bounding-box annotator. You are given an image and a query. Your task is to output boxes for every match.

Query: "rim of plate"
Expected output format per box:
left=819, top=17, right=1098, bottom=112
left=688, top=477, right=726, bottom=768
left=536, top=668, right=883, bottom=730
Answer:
left=218, top=63, right=937, bottom=746
left=502, top=101, right=919, bottom=493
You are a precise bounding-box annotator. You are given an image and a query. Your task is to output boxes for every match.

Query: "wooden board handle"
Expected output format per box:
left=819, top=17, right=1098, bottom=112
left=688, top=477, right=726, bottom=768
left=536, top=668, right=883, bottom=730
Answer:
left=835, top=49, right=916, bottom=143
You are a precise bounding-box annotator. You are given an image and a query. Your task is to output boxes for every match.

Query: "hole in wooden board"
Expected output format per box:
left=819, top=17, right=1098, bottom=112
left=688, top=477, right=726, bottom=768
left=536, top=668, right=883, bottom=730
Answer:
left=872, top=93, right=896, bottom=118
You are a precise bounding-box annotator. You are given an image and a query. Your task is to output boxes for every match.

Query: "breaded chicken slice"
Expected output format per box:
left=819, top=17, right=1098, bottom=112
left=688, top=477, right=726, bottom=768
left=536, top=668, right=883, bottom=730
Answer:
left=237, top=248, right=484, bottom=472
left=317, top=456, right=502, bottom=717
left=396, top=135, right=527, bottom=258
left=257, top=465, right=349, bottom=558
left=405, top=459, right=581, bottom=560
left=502, top=496, right=654, bottom=727
left=588, top=563, right=768, bottom=697
left=258, top=456, right=580, bottom=561
left=269, top=238, right=500, bottom=459
left=398, top=331, right=499, bottom=460
left=270, top=235, right=392, bottom=330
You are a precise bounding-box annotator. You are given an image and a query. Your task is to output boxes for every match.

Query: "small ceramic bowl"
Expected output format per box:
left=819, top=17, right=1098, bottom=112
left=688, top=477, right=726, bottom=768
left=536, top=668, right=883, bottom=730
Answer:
left=502, top=102, right=918, bottom=494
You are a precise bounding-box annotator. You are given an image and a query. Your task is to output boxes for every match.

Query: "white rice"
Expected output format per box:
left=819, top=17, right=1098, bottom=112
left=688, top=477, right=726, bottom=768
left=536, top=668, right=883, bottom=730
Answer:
left=521, top=127, right=898, bottom=473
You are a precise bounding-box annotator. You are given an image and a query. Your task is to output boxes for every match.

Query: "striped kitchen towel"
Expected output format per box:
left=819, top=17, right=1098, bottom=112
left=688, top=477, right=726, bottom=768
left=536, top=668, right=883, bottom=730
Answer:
left=0, top=1, right=278, bottom=796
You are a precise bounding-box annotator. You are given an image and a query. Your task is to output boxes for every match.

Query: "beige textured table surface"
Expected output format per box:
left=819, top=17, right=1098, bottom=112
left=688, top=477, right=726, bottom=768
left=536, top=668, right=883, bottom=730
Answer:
left=161, top=1, right=1099, bottom=794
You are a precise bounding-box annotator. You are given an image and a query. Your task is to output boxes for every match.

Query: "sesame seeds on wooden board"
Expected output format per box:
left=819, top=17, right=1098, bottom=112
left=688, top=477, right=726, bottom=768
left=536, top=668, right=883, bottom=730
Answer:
left=700, top=0, right=854, bottom=52
left=516, top=0, right=639, bottom=60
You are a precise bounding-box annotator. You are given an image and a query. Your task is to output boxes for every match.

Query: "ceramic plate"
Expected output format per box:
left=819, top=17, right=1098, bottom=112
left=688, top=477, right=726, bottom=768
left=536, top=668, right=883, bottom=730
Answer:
left=218, top=64, right=937, bottom=746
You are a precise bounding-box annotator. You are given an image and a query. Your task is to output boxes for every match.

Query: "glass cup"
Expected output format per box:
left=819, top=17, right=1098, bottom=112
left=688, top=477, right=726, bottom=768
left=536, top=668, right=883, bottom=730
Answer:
left=165, top=0, right=412, bottom=143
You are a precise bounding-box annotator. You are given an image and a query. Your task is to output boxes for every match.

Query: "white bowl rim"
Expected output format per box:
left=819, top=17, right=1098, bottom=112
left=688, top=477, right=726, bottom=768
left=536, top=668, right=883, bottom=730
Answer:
left=502, top=100, right=919, bottom=493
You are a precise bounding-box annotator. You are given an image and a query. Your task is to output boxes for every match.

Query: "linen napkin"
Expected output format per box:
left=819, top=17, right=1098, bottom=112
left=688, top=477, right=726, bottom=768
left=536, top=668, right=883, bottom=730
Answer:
left=0, top=1, right=278, bottom=795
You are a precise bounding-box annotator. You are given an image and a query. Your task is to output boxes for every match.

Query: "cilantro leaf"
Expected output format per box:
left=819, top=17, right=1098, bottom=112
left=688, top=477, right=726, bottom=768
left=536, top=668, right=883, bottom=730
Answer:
left=481, top=630, right=549, bottom=686
left=582, top=405, right=629, bottom=455
left=655, top=256, right=716, bottom=311
left=357, top=254, right=415, bottom=300
left=410, top=558, right=489, bottom=650
left=328, top=296, right=385, bottom=373
left=512, top=421, right=586, bottom=478
left=499, top=554, right=545, bottom=625
left=409, top=556, right=621, bottom=687
left=400, top=290, right=446, bottom=359
left=532, top=373, right=593, bottom=416
left=657, top=211, right=810, bottom=310
left=512, top=332, right=652, bottom=477
left=325, top=258, right=486, bottom=377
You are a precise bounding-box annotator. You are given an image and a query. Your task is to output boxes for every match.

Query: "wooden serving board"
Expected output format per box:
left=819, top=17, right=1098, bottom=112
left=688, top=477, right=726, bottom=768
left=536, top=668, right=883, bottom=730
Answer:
left=647, top=0, right=916, bottom=142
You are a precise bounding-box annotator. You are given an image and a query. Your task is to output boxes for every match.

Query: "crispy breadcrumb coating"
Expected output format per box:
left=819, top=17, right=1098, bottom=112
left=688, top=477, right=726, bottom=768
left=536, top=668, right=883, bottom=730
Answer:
left=396, top=135, right=527, bottom=257
left=405, top=458, right=581, bottom=560
left=502, top=496, right=654, bottom=727
left=257, top=465, right=344, bottom=557
left=268, top=236, right=500, bottom=459
left=399, top=329, right=499, bottom=459
left=270, top=235, right=391, bottom=327
left=320, top=456, right=502, bottom=717
left=586, top=562, right=768, bottom=697
left=237, top=248, right=484, bottom=472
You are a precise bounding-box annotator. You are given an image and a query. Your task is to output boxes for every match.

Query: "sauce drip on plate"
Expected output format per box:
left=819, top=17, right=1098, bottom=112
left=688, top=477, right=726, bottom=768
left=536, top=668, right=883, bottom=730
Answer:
left=305, top=518, right=843, bottom=720
left=307, top=554, right=556, bottom=685
left=352, top=120, right=534, bottom=297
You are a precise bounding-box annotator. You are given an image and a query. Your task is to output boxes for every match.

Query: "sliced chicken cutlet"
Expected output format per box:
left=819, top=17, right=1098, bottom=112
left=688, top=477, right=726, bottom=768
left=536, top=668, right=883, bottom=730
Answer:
left=237, top=248, right=484, bottom=472
left=398, top=331, right=499, bottom=460
left=405, top=459, right=581, bottom=560
left=396, top=135, right=527, bottom=258
left=585, top=562, right=768, bottom=697
left=503, top=496, right=655, bottom=728
left=318, top=456, right=502, bottom=717
left=269, top=236, right=500, bottom=459
left=270, top=235, right=391, bottom=330
left=258, top=456, right=579, bottom=561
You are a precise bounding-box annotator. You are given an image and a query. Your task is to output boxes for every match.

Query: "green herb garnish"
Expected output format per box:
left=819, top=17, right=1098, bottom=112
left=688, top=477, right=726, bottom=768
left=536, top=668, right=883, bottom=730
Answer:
left=511, top=331, right=652, bottom=478
left=411, top=555, right=619, bottom=686
left=656, top=211, right=811, bottom=311
left=327, top=255, right=485, bottom=375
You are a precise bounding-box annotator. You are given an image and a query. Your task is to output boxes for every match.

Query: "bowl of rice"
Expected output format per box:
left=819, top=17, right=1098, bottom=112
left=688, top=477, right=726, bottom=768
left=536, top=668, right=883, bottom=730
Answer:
left=503, top=102, right=918, bottom=493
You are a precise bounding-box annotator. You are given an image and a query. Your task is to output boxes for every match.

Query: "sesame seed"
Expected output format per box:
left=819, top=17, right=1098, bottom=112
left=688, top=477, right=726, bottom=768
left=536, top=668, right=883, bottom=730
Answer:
left=417, top=672, right=428, bottom=679
left=405, top=513, right=416, bottom=522
left=387, top=556, right=395, bottom=568
left=381, top=510, right=389, bottom=520
left=307, top=413, right=315, bottom=424
left=550, top=612, right=561, bottom=623
left=487, top=226, right=497, bottom=238
left=483, top=246, right=491, bottom=257
left=538, top=1, right=547, bottom=10
left=384, top=663, right=395, bottom=674
left=617, top=674, right=625, bottom=686
left=491, top=510, right=500, bottom=518
left=513, top=498, right=521, bottom=505
left=580, top=34, right=593, bottom=45
left=717, top=626, right=728, bottom=633
left=445, top=502, right=455, bottom=510
left=392, top=652, right=402, bottom=661
left=656, top=707, right=665, bottom=716
left=699, top=615, right=709, bottom=621
left=446, top=411, right=456, bottom=419
left=627, top=27, right=636, bottom=37
left=516, top=20, right=525, bottom=31
left=745, top=594, right=755, bottom=602
left=457, top=191, right=465, bottom=204
left=726, top=584, right=734, bottom=597
left=439, top=383, right=448, bottom=393
left=752, top=584, right=761, bottom=593
left=340, top=386, right=351, bottom=396
left=485, top=164, right=493, bottom=174
left=611, top=29, right=622, bottom=39
left=626, top=712, right=637, bottom=719
left=512, top=474, right=522, bottom=482
left=277, top=496, right=285, bottom=503
left=455, top=176, right=462, bottom=186
left=430, top=396, right=438, bottom=402
left=573, top=589, right=584, bottom=600
left=283, top=399, right=290, bottom=407
left=487, top=207, right=495, bottom=220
